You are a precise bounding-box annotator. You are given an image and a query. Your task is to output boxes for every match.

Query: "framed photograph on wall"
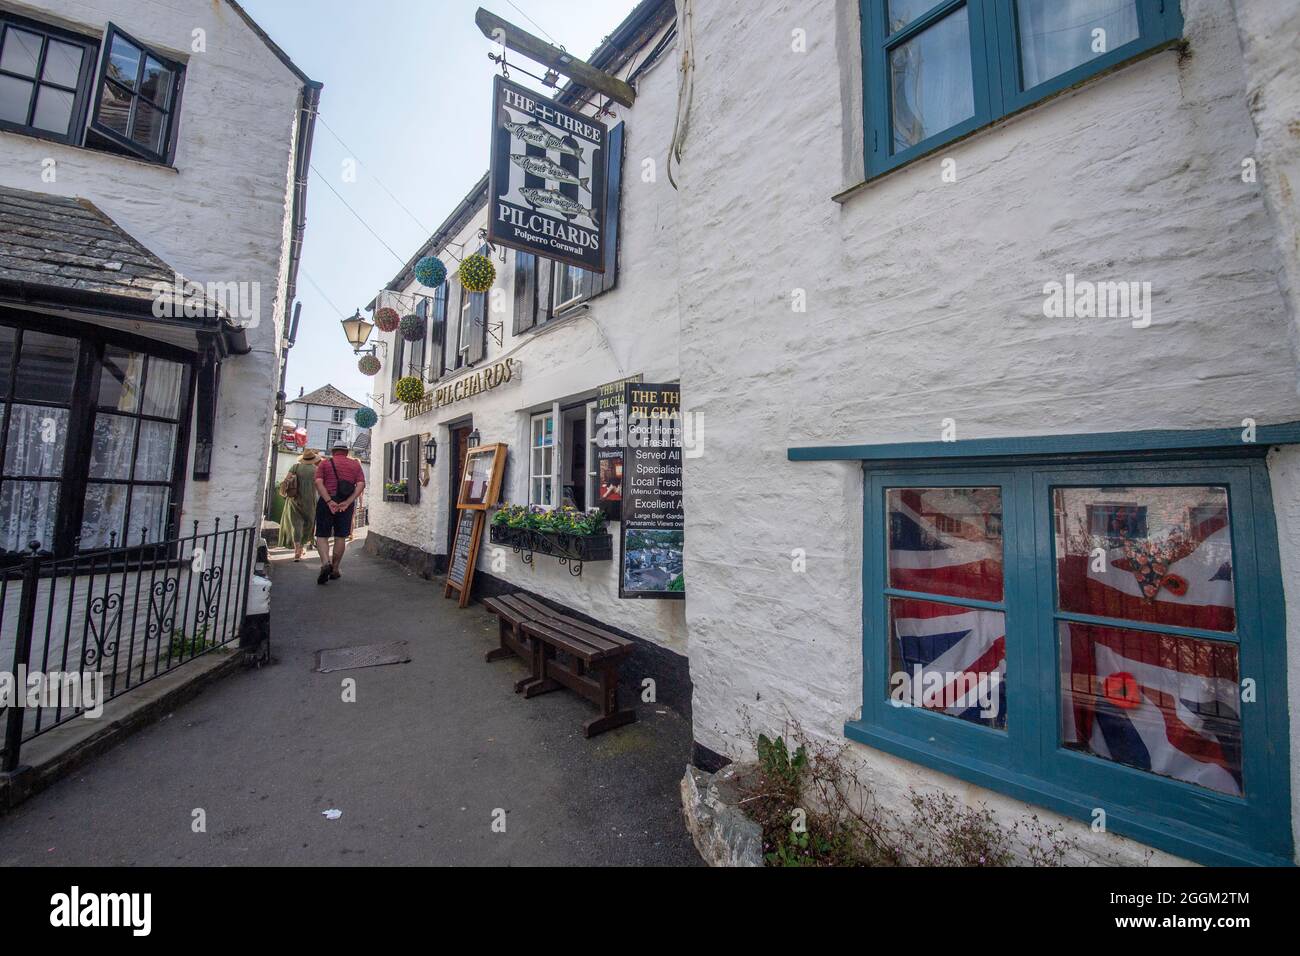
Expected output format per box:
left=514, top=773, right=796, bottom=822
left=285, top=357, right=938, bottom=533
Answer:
left=458, top=442, right=507, bottom=510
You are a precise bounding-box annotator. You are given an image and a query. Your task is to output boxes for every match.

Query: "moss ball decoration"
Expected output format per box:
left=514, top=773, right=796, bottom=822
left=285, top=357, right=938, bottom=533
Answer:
left=458, top=253, right=496, bottom=293
left=374, top=307, right=400, bottom=333
left=399, top=313, right=425, bottom=342
left=414, top=255, right=447, bottom=288
left=394, top=376, right=425, bottom=405
left=354, top=407, right=378, bottom=429
left=357, top=354, right=381, bottom=376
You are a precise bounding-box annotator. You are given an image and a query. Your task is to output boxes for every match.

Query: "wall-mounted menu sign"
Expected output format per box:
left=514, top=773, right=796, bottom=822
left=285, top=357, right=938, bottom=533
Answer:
left=619, top=383, right=684, bottom=600
left=488, top=75, right=608, bottom=272
left=594, top=373, right=642, bottom=521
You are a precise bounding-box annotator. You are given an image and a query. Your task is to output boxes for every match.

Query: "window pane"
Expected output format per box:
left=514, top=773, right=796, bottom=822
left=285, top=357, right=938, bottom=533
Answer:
left=889, top=5, right=974, bottom=152
left=106, top=33, right=141, bottom=89
left=888, top=596, right=1006, bottom=729
left=129, top=485, right=170, bottom=542
left=888, top=487, right=1003, bottom=601
left=31, top=84, right=73, bottom=134
left=1017, top=0, right=1140, bottom=89
left=88, top=413, right=135, bottom=480
left=1060, top=622, right=1241, bottom=795
left=0, top=74, right=33, bottom=124
left=80, top=482, right=128, bottom=549
left=140, top=56, right=173, bottom=108
left=96, top=79, right=130, bottom=136
left=887, top=0, right=938, bottom=33
left=98, top=346, right=144, bottom=412
left=1054, top=486, right=1236, bottom=632
left=41, top=39, right=84, bottom=88
left=531, top=477, right=543, bottom=504
left=0, top=28, right=41, bottom=77
left=0, top=480, right=59, bottom=553
left=0, top=324, right=14, bottom=396
left=15, top=330, right=77, bottom=402
left=141, top=357, right=184, bottom=418
left=131, top=98, right=164, bottom=154
left=4, top=404, right=68, bottom=477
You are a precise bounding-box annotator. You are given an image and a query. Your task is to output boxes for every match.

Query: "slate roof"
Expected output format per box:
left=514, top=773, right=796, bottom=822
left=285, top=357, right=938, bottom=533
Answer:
left=0, top=184, right=222, bottom=318
left=296, top=384, right=364, bottom=409
left=351, top=430, right=371, bottom=462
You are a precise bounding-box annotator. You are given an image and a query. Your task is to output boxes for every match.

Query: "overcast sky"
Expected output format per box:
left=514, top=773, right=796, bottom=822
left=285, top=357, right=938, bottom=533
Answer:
left=240, top=0, right=639, bottom=409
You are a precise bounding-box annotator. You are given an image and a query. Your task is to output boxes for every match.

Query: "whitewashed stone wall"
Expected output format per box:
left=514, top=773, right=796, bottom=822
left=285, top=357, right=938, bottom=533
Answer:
left=0, top=0, right=306, bottom=530
left=677, top=0, right=1300, bottom=864
left=368, top=22, right=688, bottom=654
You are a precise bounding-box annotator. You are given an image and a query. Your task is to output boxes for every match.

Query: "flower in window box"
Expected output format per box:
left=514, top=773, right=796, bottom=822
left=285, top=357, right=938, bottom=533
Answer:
left=357, top=354, right=381, bottom=376
left=414, top=255, right=447, bottom=288
left=375, top=307, right=401, bottom=332
left=394, top=376, right=425, bottom=405
left=354, top=407, right=378, bottom=429
left=458, top=254, right=496, bottom=293
left=399, top=313, right=425, bottom=341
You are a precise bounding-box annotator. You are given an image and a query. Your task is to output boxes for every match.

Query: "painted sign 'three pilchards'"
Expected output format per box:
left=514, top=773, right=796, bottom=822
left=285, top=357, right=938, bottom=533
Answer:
left=488, top=75, right=608, bottom=273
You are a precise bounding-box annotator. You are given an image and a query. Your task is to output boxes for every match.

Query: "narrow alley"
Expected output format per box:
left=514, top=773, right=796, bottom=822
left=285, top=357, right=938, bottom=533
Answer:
left=0, top=538, right=701, bottom=866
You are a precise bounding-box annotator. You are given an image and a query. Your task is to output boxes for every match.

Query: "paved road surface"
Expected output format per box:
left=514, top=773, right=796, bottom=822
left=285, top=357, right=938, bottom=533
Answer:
left=0, top=539, right=702, bottom=866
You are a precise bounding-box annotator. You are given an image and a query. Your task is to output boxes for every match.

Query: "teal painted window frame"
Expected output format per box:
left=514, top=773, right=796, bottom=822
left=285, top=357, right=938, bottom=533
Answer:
left=861, top=0, right=1185, bottom=179
left=853, top=453, right=1293, bottom=866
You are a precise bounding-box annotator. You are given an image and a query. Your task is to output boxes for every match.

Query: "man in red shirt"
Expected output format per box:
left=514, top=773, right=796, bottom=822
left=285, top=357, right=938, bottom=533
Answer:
left=313, top=440, right=366, bottom=584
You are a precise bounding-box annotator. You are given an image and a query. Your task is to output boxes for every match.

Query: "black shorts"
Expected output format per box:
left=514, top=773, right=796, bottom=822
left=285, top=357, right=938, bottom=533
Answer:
left=315, top=500, right=355, bottom=539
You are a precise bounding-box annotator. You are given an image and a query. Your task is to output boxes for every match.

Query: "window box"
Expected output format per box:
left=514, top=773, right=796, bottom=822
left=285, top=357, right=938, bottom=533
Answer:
left=489, top=523, right=613, bottom=574
left=383, top=481, right=408, bottom=502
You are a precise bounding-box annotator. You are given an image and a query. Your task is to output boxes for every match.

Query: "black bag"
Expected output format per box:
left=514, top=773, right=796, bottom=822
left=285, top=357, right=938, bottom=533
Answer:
left=325, top=459, right=356, bottom=504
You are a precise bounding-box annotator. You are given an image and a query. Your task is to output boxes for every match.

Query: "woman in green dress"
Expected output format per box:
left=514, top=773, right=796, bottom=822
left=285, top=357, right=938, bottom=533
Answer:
left=278, top=448, right=320, bottom=560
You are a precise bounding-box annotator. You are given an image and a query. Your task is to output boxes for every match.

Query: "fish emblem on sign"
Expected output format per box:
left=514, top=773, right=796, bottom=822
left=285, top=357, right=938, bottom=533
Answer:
left=502, top=120, right=585, bottom=160
left=509, top=153, right=590, bottom=190
left=518, top=187, right=600, bottom=224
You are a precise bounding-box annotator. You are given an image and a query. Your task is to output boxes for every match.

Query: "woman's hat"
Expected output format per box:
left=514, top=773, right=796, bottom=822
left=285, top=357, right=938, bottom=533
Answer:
left=300, top=448, right=321, bottom=462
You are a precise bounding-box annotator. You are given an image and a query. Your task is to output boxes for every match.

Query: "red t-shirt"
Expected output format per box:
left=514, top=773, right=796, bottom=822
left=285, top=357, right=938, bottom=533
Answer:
left=319, top=454, right=364, bottom=499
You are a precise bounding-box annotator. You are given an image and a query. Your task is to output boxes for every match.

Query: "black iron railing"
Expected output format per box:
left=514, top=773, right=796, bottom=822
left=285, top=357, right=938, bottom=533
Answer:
left=1, top=518, right=257, bottom=771
left=488, top=524, right=613, bottom=577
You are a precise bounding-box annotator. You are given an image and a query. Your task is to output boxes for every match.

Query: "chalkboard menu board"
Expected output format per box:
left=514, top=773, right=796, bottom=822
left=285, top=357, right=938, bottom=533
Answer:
left=444, top=509, right=484, bottom=607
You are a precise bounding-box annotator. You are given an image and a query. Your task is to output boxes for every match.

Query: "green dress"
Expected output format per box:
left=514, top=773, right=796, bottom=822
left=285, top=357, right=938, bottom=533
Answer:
left=279, top=460, right=318, bottom=548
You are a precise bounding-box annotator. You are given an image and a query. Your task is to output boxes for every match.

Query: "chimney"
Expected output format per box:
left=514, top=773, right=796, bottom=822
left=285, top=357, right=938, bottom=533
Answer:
left=298, top=386, right=304, bottom=398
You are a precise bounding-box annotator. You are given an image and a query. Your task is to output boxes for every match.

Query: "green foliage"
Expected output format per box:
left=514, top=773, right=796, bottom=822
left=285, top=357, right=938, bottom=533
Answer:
left=394, top=376, right=425, bottom=405
left=384, top=481, right=407, bottom=498
left=667, top=573, right=684, bottom=592
left=492, top=503, right=606, bottom=536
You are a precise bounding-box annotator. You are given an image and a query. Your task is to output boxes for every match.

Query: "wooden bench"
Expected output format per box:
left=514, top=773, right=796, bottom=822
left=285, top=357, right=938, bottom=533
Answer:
left=483, top=592, right=637, bottom=737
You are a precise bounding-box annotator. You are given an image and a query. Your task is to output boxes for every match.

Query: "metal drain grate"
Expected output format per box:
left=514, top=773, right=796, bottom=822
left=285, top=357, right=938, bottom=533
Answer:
left=314, top=641, right=411, bottom=673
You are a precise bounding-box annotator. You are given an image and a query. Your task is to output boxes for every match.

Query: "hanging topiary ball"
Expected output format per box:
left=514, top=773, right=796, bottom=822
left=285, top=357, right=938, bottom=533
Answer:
left=357, top=354, right=381, bottom=376
left=414, top=255, right=447, bottom=288
left=374, top=307, right=400, bottom=333
left=459, top=253, right=496, bottom=293
left=399, top=313, right=425, bottom=341
left=354, top=407, right=378, bottom=429
left=394, top=375, right=425, bottom=405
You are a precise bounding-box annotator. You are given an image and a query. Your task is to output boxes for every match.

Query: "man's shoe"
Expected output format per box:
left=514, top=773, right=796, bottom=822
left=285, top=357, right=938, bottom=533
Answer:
left=317, top=566, right=331, bottom=585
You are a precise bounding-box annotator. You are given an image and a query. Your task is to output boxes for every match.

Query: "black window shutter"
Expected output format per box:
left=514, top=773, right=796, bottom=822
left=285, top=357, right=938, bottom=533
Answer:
left=468, top=290, right=488, bottom=365
left=447, top=281, right=463, bottom=375
left=535, top=258, right=554, bottom=326
left=430, top=282, right=447, bottom=381
left=407, top=435, right=421, bottom=504
left=513, top=250, right=536, bottom=336
left=390, top=332, right=406, bottom=396
left=590, top=122, right=624, bottom=298
left=411, top=298, right=428, bottom=377
left=192, top=352, right=219, bottom=481
left=383, top=442, right=393, bottom=485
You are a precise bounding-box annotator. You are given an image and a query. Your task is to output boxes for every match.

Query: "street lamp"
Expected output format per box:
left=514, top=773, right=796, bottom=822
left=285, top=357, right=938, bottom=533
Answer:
left=424, top=435, right=438, bottom=466
left=467, top=428, right=481, bottom=448
left=341, top=309, right=375, bottom=354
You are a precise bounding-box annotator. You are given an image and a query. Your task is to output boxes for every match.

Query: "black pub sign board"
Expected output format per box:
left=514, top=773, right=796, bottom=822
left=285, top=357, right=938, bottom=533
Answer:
left=619, top=383, right=684, bottom=600
left=489, top=75, right=608, bottom=273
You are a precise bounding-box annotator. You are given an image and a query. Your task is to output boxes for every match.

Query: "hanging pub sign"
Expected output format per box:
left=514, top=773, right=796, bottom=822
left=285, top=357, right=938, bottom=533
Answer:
left=619, top=383, right=684, bottom=600
left=594, top=373, right=642, bottom=521
left=488, top=75, right=608, bottom=273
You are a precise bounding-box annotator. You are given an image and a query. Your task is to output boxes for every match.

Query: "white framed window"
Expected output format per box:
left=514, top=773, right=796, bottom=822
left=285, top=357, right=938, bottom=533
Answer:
left=331, top=407, right=345, bottom=423
left=553, top=264, right=586, bottom=313
left=457, top=291, right=473, bottom=369
left=327, top=428, right=344, bottom=447
left=398, top=440, right=409, bottom=482
left=529, top=411, right=555, bottom=508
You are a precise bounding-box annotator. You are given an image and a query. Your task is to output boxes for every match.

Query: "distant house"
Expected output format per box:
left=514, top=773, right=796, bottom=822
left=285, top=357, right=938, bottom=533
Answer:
left=284, top=385, right=364, bottom=454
